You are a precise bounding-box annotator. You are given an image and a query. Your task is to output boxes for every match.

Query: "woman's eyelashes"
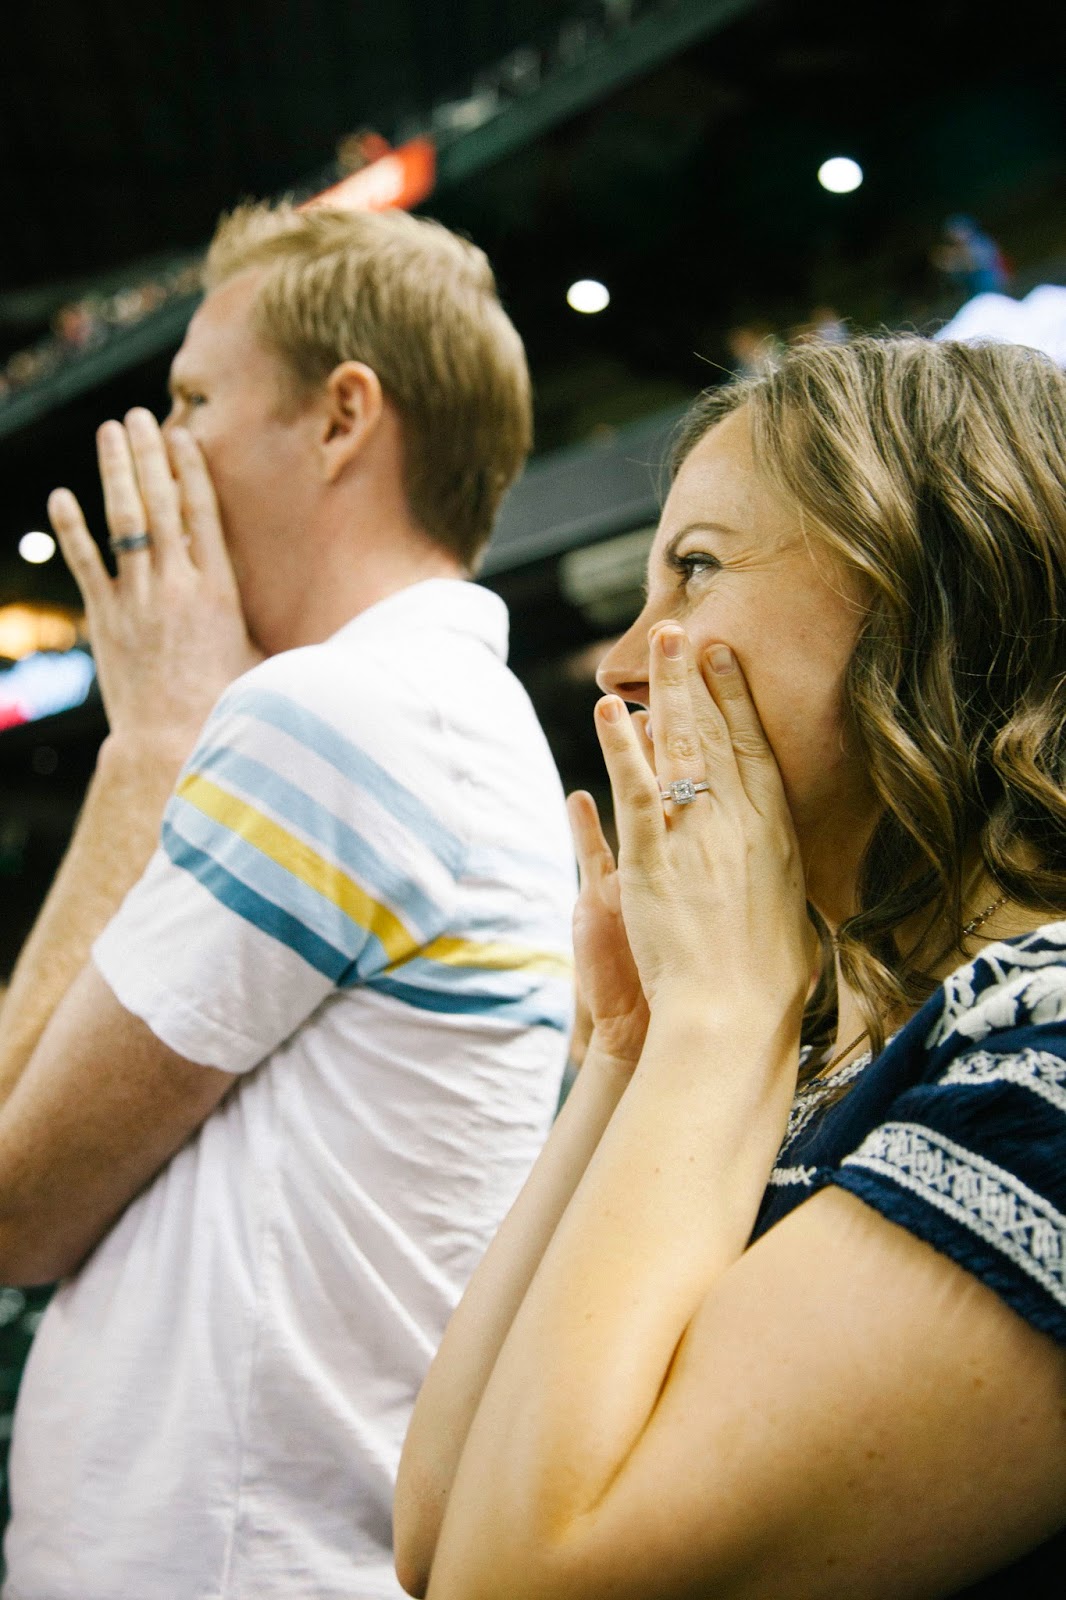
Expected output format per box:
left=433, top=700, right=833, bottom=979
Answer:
left=668, top=549, right=721, bottom=587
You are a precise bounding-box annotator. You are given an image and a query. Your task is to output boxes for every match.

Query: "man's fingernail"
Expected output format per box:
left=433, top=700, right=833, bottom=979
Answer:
left=659, top=628, right=684, bottom=658
left=598, top=696, right=624, bottom=723
left=709, top=645, right=734, bottom=673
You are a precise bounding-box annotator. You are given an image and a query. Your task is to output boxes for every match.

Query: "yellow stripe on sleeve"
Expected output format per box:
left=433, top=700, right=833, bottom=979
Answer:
left=415, top=935, right=573, bottom=980
left=176, top=772, right=420, bottom=966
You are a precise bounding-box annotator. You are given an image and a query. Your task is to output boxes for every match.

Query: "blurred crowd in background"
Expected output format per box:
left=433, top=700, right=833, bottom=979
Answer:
left=0, top=259, right=203, bottom=409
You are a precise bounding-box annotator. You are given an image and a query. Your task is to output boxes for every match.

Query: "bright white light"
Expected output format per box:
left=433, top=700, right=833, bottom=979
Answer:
left=818, top=156, right=863, bottom=194
left=19, top=531, right=56, bottom=565
left=567, top=278, right=610, bottom=314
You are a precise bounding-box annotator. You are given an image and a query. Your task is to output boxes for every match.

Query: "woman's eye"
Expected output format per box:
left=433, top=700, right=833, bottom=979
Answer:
left=674, top=552, right=719, bottom=584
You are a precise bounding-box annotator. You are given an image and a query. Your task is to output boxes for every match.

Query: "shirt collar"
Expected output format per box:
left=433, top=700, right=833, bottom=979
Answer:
left=329, top=577, right=509, bottom=663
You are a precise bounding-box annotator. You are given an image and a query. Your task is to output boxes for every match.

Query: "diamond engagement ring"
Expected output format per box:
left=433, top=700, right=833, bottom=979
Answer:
left=109, top=532, right=153, bottom=554
left=659, top=778, right=710, bottom=806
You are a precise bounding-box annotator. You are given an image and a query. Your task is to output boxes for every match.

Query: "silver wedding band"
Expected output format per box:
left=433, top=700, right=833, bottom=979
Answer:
left=659, top=778, right=711, bottom=806
left=109, top=532, right=153, bottom=555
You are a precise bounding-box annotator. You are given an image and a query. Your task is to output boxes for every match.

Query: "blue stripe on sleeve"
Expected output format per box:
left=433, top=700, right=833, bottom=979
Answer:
left=225, top=687, right=467, bottom=876
left=207, top=684, right=577, bottom=893
left=161, top=820, right=353, bottom=983
left=164, top=796, right=396, bottom=979
left=363, top=972, right=572, bottom=1032
left=188, top=742, right=446, bottom=934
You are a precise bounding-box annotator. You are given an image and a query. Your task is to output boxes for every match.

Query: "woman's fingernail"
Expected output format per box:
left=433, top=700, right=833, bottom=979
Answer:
left=598, top=696, right=624, bottom=723
left=659, top=628, right=684, bottom=658
left=709, top=644, right=734, bottom=673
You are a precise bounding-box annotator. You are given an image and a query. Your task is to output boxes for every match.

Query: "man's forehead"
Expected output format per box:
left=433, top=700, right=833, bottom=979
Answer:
left=171, top=277, right=261, bottom=373
left=168, top=329, right=211, bottom=389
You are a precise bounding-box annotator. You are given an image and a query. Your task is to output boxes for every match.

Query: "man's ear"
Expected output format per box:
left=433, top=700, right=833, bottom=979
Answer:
left=320, top=361, right=384, bottom=482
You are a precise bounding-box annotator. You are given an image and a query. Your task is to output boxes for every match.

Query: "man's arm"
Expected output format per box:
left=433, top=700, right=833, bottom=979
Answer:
left=0, top=409, right=260, bottom=1277
left=0, top=733, right=186, bottom=1106
left=0, top=965, right=234, bottom=1283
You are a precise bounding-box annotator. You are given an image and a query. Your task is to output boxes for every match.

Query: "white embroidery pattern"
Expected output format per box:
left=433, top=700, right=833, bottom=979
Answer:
left=766, top=1164, right=817, bottom=1188
left=842, top=1121, right=1066, bottom=1308
left=782, top=1051, right=873, bottom=1150
left=926, top=921, right=1066, bottom=1052
left=941, top=1048, right=1066, bottom=1117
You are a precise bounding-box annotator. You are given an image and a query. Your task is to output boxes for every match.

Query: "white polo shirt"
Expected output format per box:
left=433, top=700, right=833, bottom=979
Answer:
left=5, top=579, right=575, bottom=1600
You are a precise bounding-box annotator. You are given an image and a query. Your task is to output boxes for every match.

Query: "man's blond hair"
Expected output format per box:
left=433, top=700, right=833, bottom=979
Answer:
left=204, top=201, right=532, bottom=570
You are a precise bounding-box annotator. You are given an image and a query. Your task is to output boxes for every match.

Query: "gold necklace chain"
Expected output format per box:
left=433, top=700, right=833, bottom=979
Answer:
left=817, top=1030, right=870, bottom=1080
left=962, top=891, right=1009, bottom=938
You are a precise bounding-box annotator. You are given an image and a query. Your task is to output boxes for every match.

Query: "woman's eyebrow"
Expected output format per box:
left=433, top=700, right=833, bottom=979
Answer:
left=672, top=520, right=743, bottom=544
left=662, top=522, right=743, bottom=561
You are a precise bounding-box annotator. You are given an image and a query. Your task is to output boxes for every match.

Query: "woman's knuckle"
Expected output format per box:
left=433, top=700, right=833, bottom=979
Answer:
left=664, top=731, right=701, bottom=764
left=628, top=786, right=659, bottom=819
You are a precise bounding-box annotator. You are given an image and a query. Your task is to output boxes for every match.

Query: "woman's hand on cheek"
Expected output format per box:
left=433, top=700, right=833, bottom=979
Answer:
left=594, top=625, right=816, bottom=1025
left=567, top=789, right=650, bottom=1071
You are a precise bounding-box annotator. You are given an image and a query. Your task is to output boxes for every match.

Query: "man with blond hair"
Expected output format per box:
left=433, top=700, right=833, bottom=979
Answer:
left=0, top=204, right=574, bottom=1600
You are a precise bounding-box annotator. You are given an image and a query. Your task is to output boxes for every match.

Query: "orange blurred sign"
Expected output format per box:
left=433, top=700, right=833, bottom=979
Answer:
left=0, top=603, right=83, bottom=662
left=304, top=137, right=436, bottom=215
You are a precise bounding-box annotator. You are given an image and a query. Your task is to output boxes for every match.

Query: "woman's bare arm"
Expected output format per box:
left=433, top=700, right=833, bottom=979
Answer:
left=426, top=1180, right=1066, bottom=1599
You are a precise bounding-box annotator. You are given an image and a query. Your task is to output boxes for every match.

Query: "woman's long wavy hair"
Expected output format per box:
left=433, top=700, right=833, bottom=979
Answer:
left=674, top=336, right=1066, bottom=1065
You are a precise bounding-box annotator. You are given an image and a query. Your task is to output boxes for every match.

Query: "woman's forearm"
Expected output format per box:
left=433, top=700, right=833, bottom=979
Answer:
left=423, top=998, right=801, bottom=1600
left=394, top=1035, right=634, bottom=1597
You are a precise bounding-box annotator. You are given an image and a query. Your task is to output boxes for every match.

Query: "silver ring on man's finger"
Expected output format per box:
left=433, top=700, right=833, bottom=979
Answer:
left=660, top=778, right=710, bottom=806
left=109, top=532, right=153, bottom=555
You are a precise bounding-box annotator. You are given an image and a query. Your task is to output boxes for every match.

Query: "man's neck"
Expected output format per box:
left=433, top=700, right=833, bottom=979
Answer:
left=251, top=526, right=466, bottom=657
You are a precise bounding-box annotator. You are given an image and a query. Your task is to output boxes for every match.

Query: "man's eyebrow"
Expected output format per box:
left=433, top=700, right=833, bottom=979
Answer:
left=167, top=364, right=194, bottom=396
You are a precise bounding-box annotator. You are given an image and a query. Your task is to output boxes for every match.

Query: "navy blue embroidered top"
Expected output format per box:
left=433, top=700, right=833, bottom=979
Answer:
left=751, top=921, right=1066, bottom=1595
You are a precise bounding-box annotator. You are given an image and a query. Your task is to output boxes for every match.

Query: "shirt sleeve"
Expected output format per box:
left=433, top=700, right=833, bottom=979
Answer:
left=93, top=662, right=458, bottom=1073
left=827, top=1016, right=1066, bottom=1347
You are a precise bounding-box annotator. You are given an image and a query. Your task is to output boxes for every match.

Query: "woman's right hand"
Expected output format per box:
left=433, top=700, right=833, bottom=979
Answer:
left=567, top=788, right=650, bottom=1072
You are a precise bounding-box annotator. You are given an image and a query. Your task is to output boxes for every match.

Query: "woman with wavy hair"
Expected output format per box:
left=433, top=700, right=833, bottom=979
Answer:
left=395, top=336, right=1066, bottom=1599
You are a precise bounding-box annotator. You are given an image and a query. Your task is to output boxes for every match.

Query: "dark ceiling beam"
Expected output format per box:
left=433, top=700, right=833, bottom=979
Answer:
left=434, top=0, right=757, bottom=187
left=0, top=0, right=756, bottom=445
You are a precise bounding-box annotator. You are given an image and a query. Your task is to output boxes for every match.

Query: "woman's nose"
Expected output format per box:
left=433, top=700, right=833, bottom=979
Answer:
left=595, top=629, right=650, bottom=706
